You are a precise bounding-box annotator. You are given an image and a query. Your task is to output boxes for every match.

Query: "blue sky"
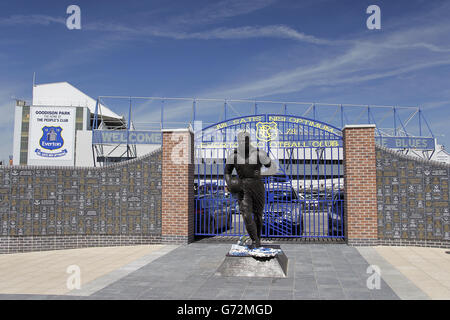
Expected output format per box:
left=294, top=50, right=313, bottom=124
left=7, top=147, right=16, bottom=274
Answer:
left=1, top=0, right=450, bottom=161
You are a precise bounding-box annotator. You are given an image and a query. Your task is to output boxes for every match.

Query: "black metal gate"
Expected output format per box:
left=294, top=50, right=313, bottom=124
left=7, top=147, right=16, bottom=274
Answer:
left=194, top=114, right=344, bottom=239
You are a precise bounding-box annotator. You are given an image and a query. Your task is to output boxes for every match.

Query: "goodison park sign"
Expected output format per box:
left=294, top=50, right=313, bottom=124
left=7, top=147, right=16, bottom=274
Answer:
left=92, top=130, right=162, bottom=145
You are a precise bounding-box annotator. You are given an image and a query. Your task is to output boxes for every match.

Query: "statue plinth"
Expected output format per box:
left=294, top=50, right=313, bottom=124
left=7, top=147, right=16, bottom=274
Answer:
left=215, top=245, right=288, bottom=278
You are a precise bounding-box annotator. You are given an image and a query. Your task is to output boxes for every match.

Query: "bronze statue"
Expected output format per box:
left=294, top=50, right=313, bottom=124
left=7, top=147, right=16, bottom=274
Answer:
left=225, top=131, right=277, bottom=249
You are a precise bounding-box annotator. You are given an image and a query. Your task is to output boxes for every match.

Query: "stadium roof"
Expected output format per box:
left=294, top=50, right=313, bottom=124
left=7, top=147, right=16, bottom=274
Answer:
left=32, top=81, right=122, bottom=120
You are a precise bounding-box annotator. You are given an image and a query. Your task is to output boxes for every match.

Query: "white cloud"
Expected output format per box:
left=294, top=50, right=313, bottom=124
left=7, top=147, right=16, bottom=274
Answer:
left=157, top=25, right=334, bottom=44
left=0, top=7, right=334, bottom=46
left=421, top=100, right=450, bottom=111
left=81, top=22, right=335, bottom=45
left=127, top=10, right=450, bottom=126
left=2, top=1, right=450, bottom=146
left=166, top=0, right=277, bottom=27
left=0, top=14, right=65, bottom=26
left=194, top=16, right=450, bottom=100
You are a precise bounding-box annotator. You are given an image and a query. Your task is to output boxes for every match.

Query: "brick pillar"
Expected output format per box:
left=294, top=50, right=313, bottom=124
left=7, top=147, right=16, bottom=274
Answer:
left=343, top=125, right=378, bottom=246
left=161, top=129, right=194, bottom=244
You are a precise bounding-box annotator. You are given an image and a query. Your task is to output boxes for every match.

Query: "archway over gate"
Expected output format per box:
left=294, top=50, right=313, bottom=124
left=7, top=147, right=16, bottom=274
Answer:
left=193, top=114, right=345, bottom=240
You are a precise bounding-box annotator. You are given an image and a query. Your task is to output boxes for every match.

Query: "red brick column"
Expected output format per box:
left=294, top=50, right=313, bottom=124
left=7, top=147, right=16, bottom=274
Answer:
left=343, top=125, right=378, bottom=246
left=161, top=129, right=194, bottom=244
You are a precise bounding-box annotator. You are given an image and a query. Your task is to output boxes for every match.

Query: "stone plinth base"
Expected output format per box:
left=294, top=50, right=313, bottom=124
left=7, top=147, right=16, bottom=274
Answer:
left=215, top=245, right=288, bottom=278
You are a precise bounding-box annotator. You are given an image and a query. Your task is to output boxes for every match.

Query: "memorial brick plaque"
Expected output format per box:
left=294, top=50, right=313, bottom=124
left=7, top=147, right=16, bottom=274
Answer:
left=0, top=150, right=162, bottom=237
left=376, top=147, right=449, bottom=242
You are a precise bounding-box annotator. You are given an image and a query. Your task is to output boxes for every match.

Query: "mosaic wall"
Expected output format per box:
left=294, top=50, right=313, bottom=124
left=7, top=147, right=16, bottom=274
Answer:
left=0, top=149, right=162, bottom=237
left=376, top=146, right=449, bottom=243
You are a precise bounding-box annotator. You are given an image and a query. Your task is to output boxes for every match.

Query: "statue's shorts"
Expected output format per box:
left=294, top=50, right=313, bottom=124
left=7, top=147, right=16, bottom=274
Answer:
left=237, top=178, right=265, bottom=215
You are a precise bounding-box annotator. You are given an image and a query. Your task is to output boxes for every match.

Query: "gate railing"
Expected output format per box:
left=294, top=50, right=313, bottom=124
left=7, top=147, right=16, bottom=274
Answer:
left=194, top=113, right=345, bottom=239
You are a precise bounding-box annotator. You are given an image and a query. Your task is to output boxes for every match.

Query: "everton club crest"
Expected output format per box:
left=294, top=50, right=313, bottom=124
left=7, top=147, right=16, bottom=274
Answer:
left=256, top=121, right=278, bottom=142
left=35, top=126, right=68, bottom=158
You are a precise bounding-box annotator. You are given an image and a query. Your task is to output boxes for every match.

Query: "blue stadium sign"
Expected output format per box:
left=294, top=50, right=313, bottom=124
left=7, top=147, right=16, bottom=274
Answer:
left=92, top=130, right=162, bottom=145
left=375, top=137, right=435, bottom=150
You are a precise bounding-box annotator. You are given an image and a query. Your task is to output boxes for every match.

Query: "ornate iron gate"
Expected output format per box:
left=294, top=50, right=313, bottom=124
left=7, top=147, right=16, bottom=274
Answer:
left=194, top=114, right=344, bottom=239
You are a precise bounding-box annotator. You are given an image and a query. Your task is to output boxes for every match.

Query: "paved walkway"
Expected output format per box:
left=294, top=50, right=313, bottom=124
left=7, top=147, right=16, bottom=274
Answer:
left=373, top=246, right=450, bottom=299
left=0, top=243, right=448, bottom=300
left=0, top=245, right=172, bottom=295
left=88, top=243, right=398, bottom=300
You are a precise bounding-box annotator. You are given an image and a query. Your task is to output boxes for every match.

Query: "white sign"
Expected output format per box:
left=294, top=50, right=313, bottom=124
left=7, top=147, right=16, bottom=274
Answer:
left=28, top=106, right=75, bottom=161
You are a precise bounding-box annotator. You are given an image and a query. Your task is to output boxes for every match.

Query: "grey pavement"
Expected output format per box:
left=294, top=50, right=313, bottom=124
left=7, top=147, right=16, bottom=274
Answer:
left=0, top=243, right=423, bottom=300
left=65, top=245, right=179, bottom=296
left=87, top=243, right=400, bottom=300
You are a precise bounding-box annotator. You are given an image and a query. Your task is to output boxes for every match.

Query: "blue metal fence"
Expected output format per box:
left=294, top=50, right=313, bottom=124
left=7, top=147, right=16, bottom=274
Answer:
left=194, top=114, right=345, bottom=239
